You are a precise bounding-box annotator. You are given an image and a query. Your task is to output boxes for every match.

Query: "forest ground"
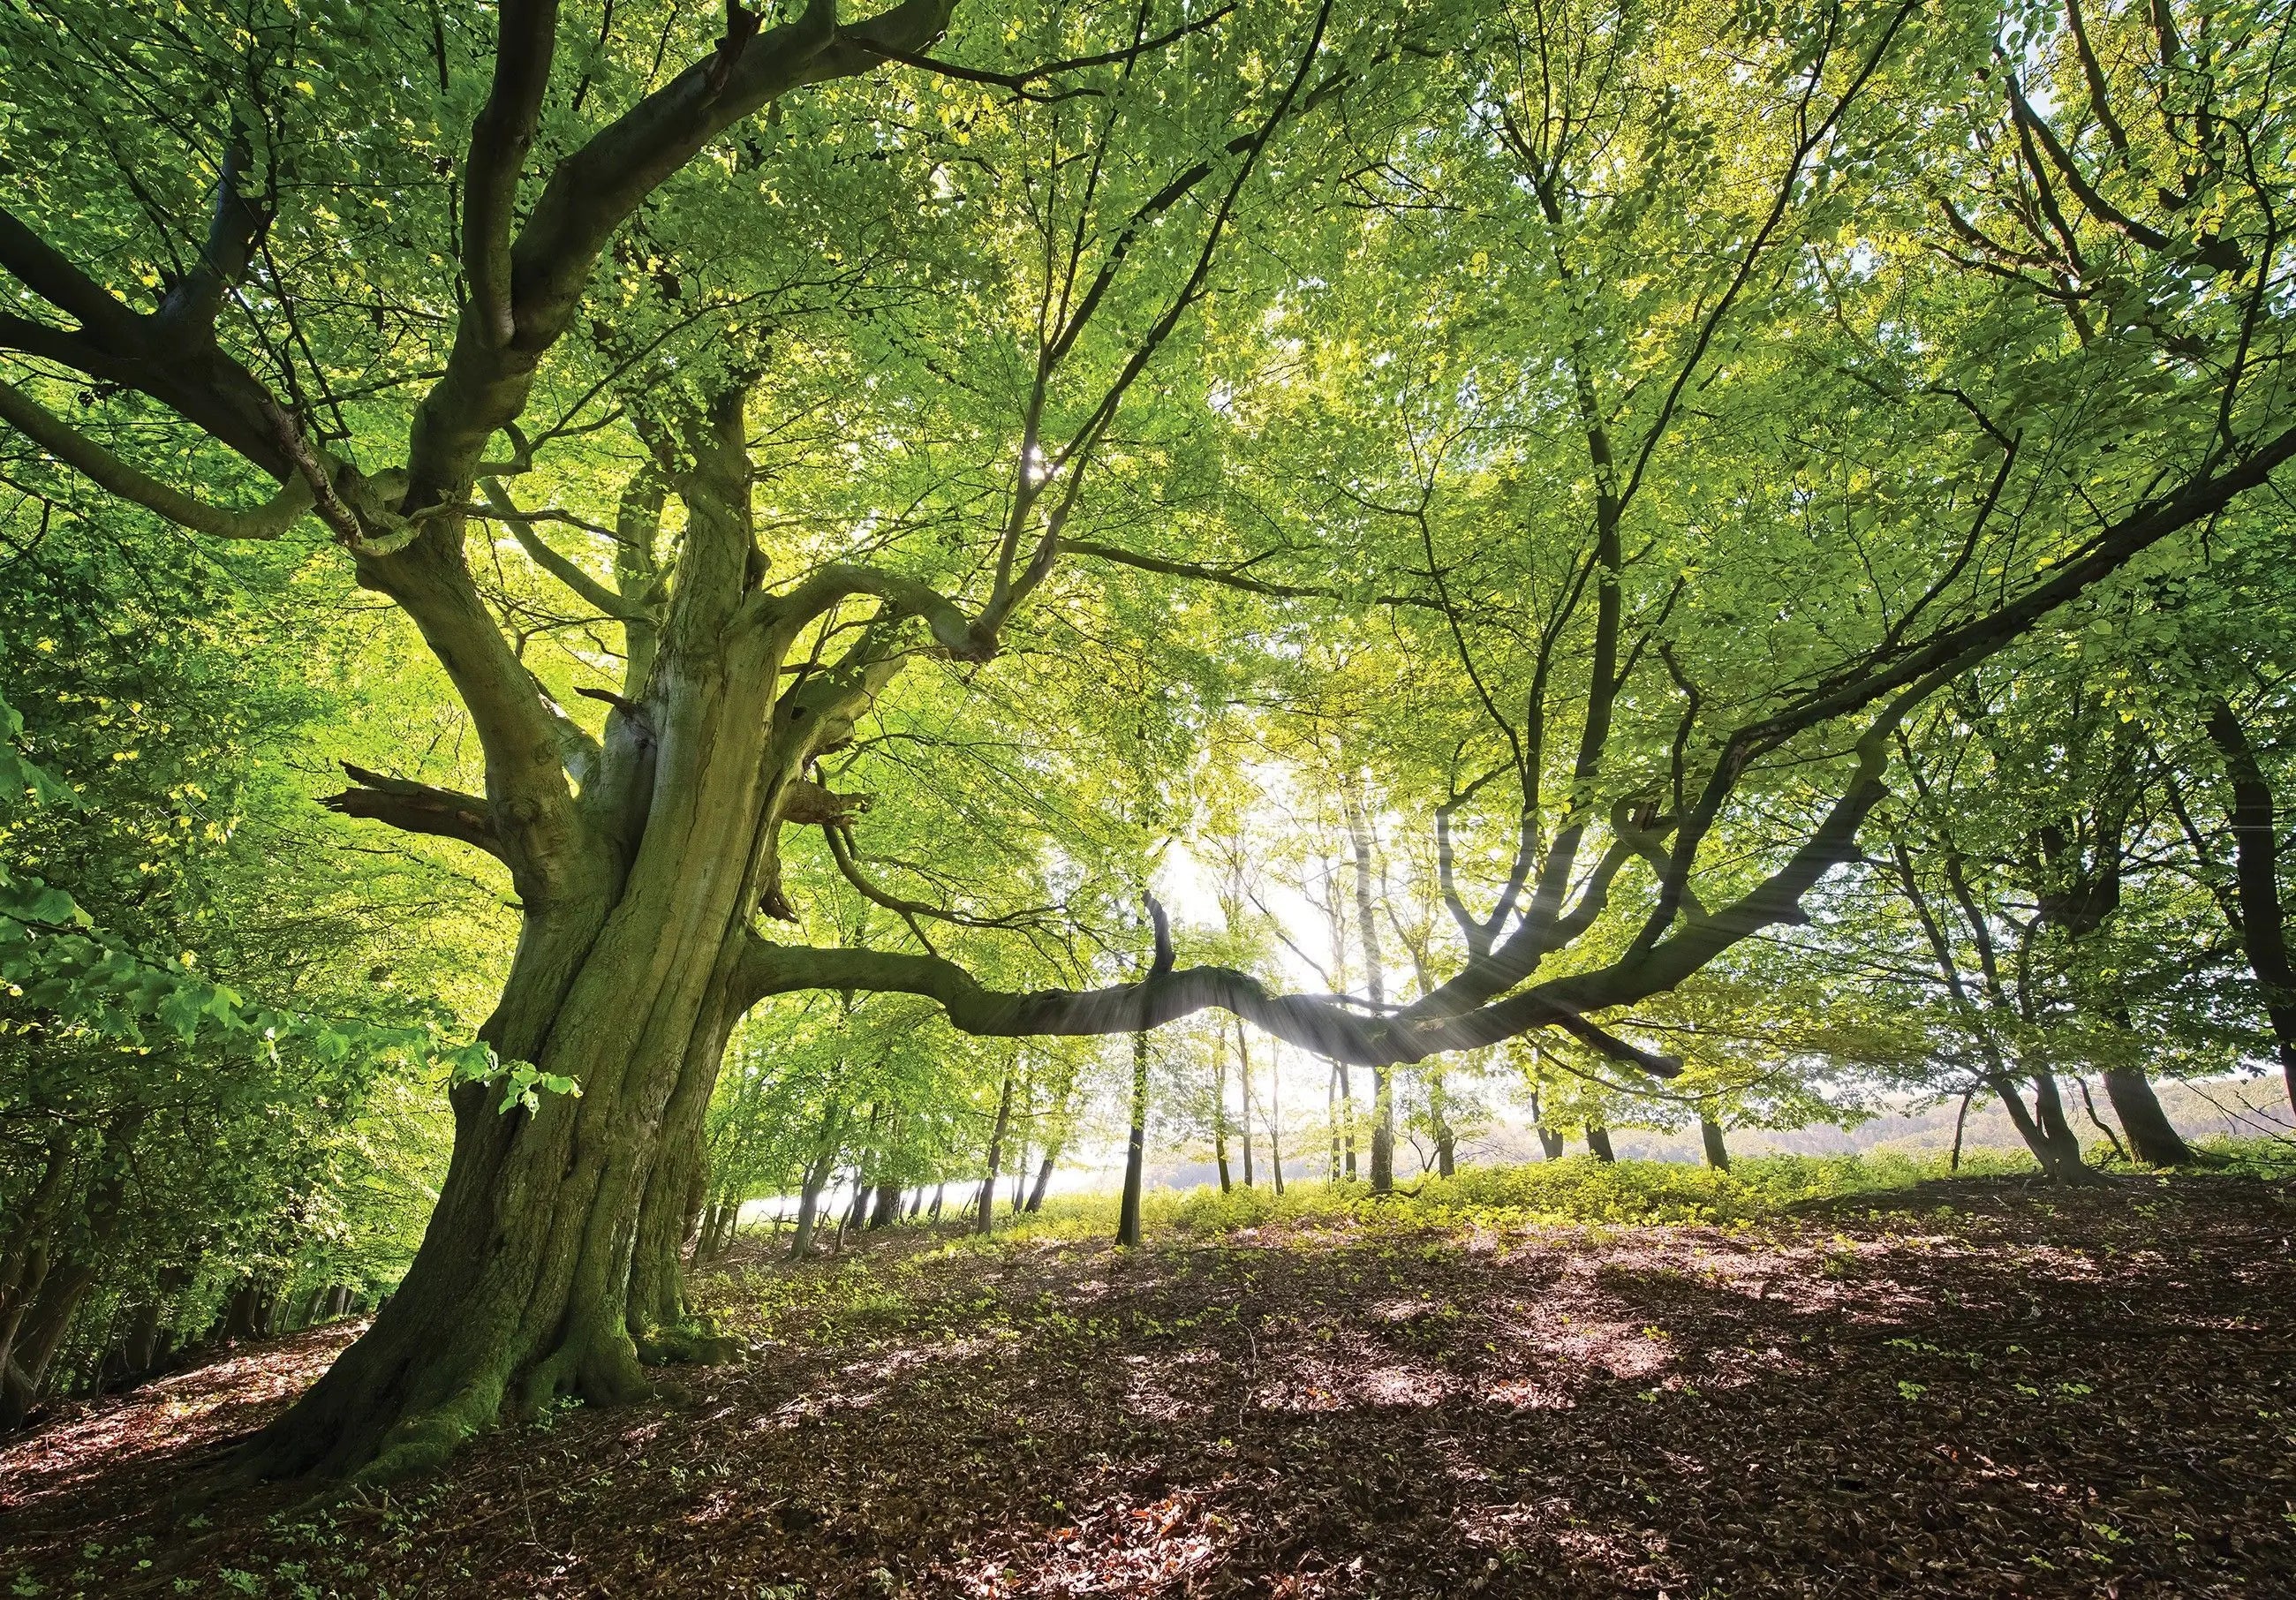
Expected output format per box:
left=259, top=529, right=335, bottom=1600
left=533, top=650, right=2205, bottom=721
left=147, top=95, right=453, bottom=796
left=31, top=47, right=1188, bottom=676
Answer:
left=4, top=1172, right=2292, bottom=1598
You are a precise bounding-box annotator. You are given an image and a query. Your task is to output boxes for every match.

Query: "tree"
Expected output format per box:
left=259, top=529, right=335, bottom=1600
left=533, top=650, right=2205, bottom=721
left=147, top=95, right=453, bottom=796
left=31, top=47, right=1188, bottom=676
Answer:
left=4, top=0, right=2290, bottom=1478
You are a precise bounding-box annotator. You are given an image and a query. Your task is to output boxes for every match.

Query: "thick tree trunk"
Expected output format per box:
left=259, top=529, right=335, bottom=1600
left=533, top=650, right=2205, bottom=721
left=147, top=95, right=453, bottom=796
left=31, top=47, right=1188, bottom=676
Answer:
left=242, top=579, right=799, bottom=1479
left=2100, top=1069, right=2196, bottom=1166
left=1700, top=1118, right=1729, bottom=1172
left=1116, top=1030, right=1151, bottom=1247
left=1585, top=1125, right=1616, bottom=1163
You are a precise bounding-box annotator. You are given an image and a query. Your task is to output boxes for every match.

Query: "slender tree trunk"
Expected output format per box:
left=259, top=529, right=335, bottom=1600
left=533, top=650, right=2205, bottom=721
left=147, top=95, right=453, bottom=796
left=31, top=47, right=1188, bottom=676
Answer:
left=1585, top=1125, right=1616, bottom=1163
left=1266, top=1043, right=1285, bottom=1196
left=789, top=1104, right=844, bottom=1261
left=1212, top=1026, right=1233, bottom=1193
left=929, top=1182, right=945, bottom=1222
left=0, top=1108, right=144, bottom=1430
left=2205, top=700, right=2296, bottom=1113
left=1949, top=1088, right=1975, bottom=1171
left=1699, top=1118, right=1729, bottom=1172
left=1344, top=787, right=1395, bottom=1194
left=978, top=1056, right=1016, bottom=1236
left=1430, top=1065, right=1455, bottom=1179
left=1025, top=1150, right=1058, bottom=1213
left=2078, top=1076, right=2131, bottom=1163
left=1529, top=1085, right=1564, bottom=1160
left=1116, top=1029, right=1152, bottom=1247
left=1236, top=1022, right=1255, bottom=1188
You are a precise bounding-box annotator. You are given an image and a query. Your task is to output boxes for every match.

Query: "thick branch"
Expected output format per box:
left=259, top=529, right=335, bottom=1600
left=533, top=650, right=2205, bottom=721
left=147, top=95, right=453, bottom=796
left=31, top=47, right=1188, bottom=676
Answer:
left=738, top=936, right=1679, bottom=1075
left=320, top=763, right=502, bottom=858
left=0, top=379, right=311, bottom=539
left=464, top=1, right=563, bottom=348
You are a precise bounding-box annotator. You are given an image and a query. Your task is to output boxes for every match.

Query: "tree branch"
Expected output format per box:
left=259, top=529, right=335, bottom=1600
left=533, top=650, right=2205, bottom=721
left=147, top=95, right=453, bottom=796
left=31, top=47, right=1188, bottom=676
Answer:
left=0, top=378, right=311, bottom=539
left=320, top=763, right=502, bottom=858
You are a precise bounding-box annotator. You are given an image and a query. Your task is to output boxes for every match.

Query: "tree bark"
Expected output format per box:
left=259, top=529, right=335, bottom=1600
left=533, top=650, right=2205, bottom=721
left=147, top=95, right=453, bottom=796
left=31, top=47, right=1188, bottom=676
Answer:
left=0, top=1109, right=144, bottom=1430
left=2100, top=1068, right=2196, bottom=1166
left=2206, top=699, right=2296, bottom=1113
left=1344, top=786, right=1395, bottom=1193
left=1699, top=1117, right=1729, bottom=1172
left=1212, top=1023, right=1233, bottom=1193
left=1235, top=1021, right=1256, bottom=1188
left=1585, top=1125, right=1616, bottom=1163
left=978, top=1056, right=1016, bottom=1236
left=1990, top=1072, right=2093, bottom=1183
left=1024, top=1151, right=1058, bottom=1213
left=1116, top=1029, right=1152, bottom=1247
left=790, top=1104, right=845, bottom=1260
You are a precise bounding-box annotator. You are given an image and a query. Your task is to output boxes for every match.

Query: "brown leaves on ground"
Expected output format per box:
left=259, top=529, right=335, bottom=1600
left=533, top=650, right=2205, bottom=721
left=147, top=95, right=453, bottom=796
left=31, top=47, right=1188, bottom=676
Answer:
left=4, top=1175, right=2292, bottom=1597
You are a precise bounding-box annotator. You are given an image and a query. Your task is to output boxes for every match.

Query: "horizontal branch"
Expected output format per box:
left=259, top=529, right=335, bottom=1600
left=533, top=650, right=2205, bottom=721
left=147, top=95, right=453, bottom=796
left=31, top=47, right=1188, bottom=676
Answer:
left=319, top=763, right=502, bottom=858
left=1061, top=539, right=1447, bottom=612
left=739, top=936, right=1680, bottom=1075
left=0, top=378, right=312, bottom=540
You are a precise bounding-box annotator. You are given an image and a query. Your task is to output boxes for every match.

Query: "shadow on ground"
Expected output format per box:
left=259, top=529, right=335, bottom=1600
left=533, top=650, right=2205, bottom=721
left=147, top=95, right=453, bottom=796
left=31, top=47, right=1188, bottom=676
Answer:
left=4, top=1175, right=2292, bottom=1597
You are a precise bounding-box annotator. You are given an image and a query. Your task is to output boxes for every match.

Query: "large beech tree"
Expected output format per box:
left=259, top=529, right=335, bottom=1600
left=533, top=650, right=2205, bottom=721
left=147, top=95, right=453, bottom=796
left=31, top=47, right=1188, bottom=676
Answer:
left=2, top=0, right=2290, bottom=1479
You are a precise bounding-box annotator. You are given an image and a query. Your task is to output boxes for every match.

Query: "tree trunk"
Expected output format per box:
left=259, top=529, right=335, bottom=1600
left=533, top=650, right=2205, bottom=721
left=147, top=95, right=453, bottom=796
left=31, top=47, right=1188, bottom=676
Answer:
left=1235, top=1021, right=1255, bottom=1188
left=1430, top=1065, right=1455, bottom=1179
left=1212, top=1025, right=1233, bottom=1194
left=242, top=540, right=814, bottom=1481
left=978, top=1056, right=1016, bottom=1237
left=1585, top=1125, right=1616, bottom=1163
left=2205, top=699, right=2296, bottom=1113
left=789, top=1104, right=844, bottom=1261
left=1991, top=1072, right=2092, bottom=1183
left=627, top=973, right=742, bottom=1357
left=1025, top=1150, right=1058, bottom=1212
left=871, top=1179, right=905, bottom=1230
left=1116, top=1029, right=1152, bottom=1247
left=929, top=1181, right=945, bottom=1222
left=1344, top=787, right=1394, bottom=1194
left=0, top=1107, right=146, bottom=1430
left=1266, top=1043, right=1286, bottom=1196
left=1699, top=1118, right=1730, bottom=1172
left=2100, top=1068, right=2196, bottom=1166
left=1529, top=1087, right=1564, bottom=1160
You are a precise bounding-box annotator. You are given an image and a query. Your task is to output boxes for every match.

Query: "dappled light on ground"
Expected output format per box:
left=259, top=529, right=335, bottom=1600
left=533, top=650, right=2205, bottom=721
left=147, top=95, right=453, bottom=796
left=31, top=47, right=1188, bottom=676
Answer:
left=4, top=1177, right=2292, bottom=1596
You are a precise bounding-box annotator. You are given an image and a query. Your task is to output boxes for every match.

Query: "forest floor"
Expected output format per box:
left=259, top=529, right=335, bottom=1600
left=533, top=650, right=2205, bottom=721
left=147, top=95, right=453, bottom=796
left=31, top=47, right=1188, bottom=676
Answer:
left=3, top=1172, right=2293, bottom=1598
